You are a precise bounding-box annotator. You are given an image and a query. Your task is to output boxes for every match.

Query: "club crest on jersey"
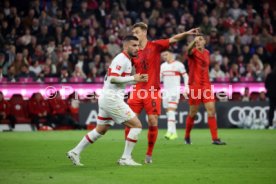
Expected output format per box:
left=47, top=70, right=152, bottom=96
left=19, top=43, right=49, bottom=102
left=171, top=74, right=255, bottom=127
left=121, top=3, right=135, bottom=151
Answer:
left=116, top=65, right=121, bottom=70
left=125, top=111, right=131, bottom=117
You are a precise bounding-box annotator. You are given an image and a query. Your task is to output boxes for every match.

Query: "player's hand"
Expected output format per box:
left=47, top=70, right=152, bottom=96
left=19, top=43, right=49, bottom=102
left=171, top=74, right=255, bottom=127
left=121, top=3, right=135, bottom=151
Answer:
left=186, top=28, right=202, bottom=36
left=183, top=85, right=190, bottom=98
left=134, top=73, right=148, bottom=82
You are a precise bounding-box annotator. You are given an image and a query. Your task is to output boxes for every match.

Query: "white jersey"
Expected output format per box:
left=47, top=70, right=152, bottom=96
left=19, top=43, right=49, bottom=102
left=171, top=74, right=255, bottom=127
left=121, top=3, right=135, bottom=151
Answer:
left=102, top=52, right=132, bottom=99
left=97, top=52, right=136, bottom=125
left=161, top=61, right=186, bottom=93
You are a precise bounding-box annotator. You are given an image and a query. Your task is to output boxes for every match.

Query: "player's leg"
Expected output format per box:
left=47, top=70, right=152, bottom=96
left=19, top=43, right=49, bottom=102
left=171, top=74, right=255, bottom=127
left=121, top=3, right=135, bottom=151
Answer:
left=162, top=95, right=171, bottom=138
left=165, top=107, right=178, bottom=140
left=67, top=124, right=110, bottom=166
left=118, top=116, right=142, bottom=166
left=184, top=104, right=199, bottom=144
left=125, top=91, right=143, bottom=139
left=185, top=86, right=201, bottom=144
left=67, top=109, right=113, bottom=166
left=164, top=95, right=178, bottom=140
left=144, top=91, right=161, bottom=163
left=145, top=114, right=158, bottom=163
left=166, top=94, right=179, bottom=140
left=204, top=101, right=226, bottom=145
left=106, top=100, right=142, bottom=166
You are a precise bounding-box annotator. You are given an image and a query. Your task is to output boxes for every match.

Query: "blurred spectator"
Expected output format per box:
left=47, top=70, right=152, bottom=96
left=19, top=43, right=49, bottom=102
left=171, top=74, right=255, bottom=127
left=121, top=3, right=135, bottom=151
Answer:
left=0, top=66, right=5, bottom=79
left=60, top=66, right=70, bottom=83
left=229, top=63, right=240, bottom=81
left=210, top=49, right=223, bottom=65
left=0, top=0, right=274, bottom=83
left=242, top=45, right=251, bottom=64
left=18, top=28, right=32, bottom=46
left=241, top=27, right=253, bottom=45
left=250, top=54, right=264, bottom=78
left=7, top=65, right=17, bottom=82
left=259, top=91, right=267, bottom=101
left=242, top=87, right=250, bottom=102
left=0, top=91, right=16, bottom=131
left=48, top=92, right=83, bottom=129
left=243, top=63, right=255, bottom=78
left=200, top=16, right=212, bottom=35
left=29, top=59, right=42, bottom=76
left=28, top=93, right=52, bottom=130
left=106, top=35, right=120, bottom=57
left=227, top=1, right=243, bottom=20
left=17, top=64, right=36, bottom=79
left=210, top=63, right=225, bottom=80
left=63, top=36, right=72, bottom=56
left=220, top=57, right=230, bottom=75
left=72, top=64, right=86, bottom=79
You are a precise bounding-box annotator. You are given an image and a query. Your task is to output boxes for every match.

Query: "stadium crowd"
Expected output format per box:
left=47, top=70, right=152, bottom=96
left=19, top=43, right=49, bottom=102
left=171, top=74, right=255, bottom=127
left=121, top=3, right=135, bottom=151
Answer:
left=0, top=0, right=275, bottom=83
left=0, top=0, right=275, bottom=130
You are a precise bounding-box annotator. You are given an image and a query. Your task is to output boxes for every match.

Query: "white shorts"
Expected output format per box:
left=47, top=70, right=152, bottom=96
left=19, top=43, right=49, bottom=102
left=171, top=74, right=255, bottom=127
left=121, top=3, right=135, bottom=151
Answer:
left=162, top=94, right=180, bottom=109
left=97, top=95, right=136, bottom=126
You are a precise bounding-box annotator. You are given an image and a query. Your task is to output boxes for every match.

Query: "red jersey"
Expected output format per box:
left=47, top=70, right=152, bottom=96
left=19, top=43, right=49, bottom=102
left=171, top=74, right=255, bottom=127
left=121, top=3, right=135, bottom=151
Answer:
left=48, top=98, right=68, bottom=115
left=0, top=100, right=10, bottom=115
left=132, top=39, right=170, bottom=90
left=28, top=99, right=50, bottom=116
left=188, top=48, right=211, bottom=87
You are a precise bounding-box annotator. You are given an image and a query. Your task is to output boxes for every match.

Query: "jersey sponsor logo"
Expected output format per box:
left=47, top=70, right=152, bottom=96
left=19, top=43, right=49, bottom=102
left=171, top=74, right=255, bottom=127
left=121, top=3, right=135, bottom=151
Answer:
left=151, top=100, right=156, bottom=107
left=116, top=65, right=122, bottom=70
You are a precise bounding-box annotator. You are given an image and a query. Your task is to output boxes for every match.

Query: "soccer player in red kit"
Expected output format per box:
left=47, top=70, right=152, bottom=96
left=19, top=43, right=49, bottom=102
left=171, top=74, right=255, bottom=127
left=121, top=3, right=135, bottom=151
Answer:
left=126, top=22, right=200, bottom=163
left=184, top=36, right=226, bottom=145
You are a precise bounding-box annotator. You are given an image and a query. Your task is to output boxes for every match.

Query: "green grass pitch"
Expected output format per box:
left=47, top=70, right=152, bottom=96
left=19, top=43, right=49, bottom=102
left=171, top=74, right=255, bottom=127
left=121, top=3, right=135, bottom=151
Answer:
left=0, top=129, right=275, bottom=184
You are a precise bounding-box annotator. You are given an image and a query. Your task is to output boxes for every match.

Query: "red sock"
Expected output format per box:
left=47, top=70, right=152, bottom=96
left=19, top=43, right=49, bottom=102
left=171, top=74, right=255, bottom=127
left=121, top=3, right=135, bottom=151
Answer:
left=185, top=115, right=194, bottom=139
left=124, top=126, right=130, bottom=140
left=208, top=116, right=218, bottom=140
left=146, top=126, right=158, bottom=156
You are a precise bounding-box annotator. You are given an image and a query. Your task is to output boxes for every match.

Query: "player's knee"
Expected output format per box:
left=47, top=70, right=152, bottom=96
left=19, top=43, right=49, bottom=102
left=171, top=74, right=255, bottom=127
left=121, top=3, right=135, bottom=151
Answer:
left=128, top=127, right=142, bottom=140
left=148, top=115, right=158, bottom=125
left=207, top=109, right=216, bottom=117
left=96, top=128, right=107, bottom=135
left=96, top=125, right=109, bottom=135
left=189, top=110, right=197, bottom=118
left=135, top=120, right=142, bottom=129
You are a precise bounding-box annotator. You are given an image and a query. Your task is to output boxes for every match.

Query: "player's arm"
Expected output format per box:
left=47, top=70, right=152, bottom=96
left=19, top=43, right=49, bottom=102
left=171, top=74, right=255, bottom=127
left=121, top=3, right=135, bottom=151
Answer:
left=180, top=63, right=189, bottom=94
left=110, top=74, right=148, bottom=84
left=187, top=40, right=196, bottom=56
left=160, top=64, right=164, bottom=82
left=169, top=28, right=200, bottom=44
left=183, top=73, right=189, bottom=87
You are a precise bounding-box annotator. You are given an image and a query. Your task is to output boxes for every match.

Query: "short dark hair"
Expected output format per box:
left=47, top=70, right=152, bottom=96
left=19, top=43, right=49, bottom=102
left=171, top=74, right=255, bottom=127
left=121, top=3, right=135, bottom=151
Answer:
left=123, top=35, right=139, bottom=42
left=132, top=22, right=148, bottom=31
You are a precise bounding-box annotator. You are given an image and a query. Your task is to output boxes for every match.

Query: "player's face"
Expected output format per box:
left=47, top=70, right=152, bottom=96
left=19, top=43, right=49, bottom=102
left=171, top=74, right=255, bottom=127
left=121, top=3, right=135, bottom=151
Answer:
left=161, top=52, right=168, bottom=61
left=127, top=40, right=139, bottom=57
left=195, top=36, right=206, bottom=49
left=161, top=51, right=173, bottom=63
left=132, top=27, right=146, bottom=43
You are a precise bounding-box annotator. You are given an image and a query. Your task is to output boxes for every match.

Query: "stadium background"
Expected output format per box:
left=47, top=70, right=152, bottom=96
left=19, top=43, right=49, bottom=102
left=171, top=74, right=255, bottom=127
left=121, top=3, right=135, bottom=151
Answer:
left=1, top=0, right=275, bottom=131
left=1, top=1, right=276, bottom=184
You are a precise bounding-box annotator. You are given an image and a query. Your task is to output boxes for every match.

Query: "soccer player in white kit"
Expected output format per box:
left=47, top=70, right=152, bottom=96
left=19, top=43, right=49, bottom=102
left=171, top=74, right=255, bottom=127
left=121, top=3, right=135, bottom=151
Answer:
left=67, top=35, right=148, bottom=166
left=160, top=51, right=189, bottom=140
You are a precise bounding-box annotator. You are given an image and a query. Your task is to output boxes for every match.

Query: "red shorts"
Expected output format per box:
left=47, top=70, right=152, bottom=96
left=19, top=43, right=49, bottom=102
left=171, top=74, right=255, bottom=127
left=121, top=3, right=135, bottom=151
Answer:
left=127, top=90, right=161, bottom=115
left=188, top=85, right=215, bottom=105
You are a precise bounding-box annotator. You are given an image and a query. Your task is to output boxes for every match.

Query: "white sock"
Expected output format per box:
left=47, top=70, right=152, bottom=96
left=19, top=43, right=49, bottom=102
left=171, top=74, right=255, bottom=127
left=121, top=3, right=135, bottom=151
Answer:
left=167, top=111, right=176, bottom=134
left=72, top=129, right=102, bottom=155
left=122, top=128, right=141, bottom=159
